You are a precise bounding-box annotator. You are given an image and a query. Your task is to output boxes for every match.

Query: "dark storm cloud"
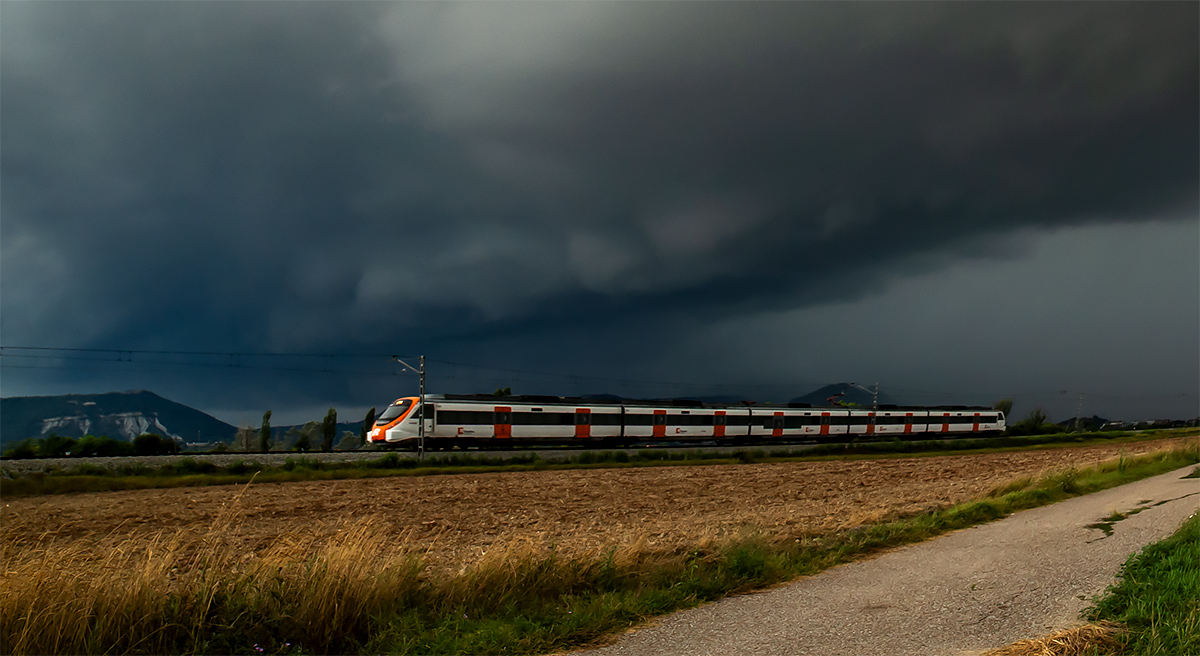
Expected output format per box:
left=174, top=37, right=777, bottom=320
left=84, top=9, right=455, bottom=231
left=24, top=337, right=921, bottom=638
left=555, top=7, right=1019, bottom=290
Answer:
left=1, top=2, right=1196, bottom=413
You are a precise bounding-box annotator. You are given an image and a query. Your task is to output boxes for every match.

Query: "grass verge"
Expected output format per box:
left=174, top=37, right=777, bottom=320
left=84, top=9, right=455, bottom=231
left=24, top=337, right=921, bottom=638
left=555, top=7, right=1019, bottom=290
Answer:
left=2, top=440, right=1196, bottom=655
left=2, top=429, right=1195, bottom=497
left=1084, top=509, right=1200, bottom=654
left=987, top=505, right=1199, bottom=656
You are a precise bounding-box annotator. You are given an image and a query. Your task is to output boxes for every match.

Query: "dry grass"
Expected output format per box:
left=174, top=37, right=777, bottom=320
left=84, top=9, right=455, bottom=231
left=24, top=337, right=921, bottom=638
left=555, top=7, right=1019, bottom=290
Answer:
left=983, top=622, right=1128, bottom=656
left=1, top=481, right=426, bottom=655
left=9, top=437, right=1192, bottom=575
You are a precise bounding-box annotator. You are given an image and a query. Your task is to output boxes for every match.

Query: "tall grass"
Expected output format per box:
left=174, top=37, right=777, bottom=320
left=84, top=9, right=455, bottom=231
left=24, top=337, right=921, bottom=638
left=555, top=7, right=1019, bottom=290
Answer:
left=3, top=440, right=1197, bottom=655
left=1, top=483, right=424, bottom=655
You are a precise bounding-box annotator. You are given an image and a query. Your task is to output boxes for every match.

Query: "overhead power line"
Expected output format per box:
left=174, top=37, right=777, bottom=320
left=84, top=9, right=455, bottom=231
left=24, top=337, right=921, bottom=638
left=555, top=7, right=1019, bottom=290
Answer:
left=2, top=345, right=1196, bottom=402
left=0, top=345, right=396, bottom=358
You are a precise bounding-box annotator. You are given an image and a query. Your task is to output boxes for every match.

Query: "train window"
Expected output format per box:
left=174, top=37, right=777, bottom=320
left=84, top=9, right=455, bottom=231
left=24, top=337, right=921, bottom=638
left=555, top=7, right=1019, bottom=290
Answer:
left=772, top=416, right=785, bottom=429
left=653, top=413, right=667, bottom=426
left=575, top=412, right=592, bottom=425
left=675, top=414, right=703, bottom=426
left=625, top=414, right=654, bottom=426
left=437, top=410, right=492, bottom=425
left=820, top=415, right=830, bottom=425
left=376, top=400, right=413, bottom=424
left=712, top=414, right=725, bottom=426
left=494, top=411, right=512, bottom=425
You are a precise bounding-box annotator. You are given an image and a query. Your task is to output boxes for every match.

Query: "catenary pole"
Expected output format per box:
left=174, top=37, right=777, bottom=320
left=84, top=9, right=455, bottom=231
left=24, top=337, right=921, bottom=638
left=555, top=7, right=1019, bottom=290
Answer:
left=419, top=355, right=426, bottom=458
left=873, top=382, right=879, bottom=432
left=391, top=355, right=427, bottom=458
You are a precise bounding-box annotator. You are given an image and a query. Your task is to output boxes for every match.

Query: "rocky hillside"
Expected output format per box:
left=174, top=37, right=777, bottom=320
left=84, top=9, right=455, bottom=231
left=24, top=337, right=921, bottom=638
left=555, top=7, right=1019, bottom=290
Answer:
left=0, top=390, right=237, bottom=446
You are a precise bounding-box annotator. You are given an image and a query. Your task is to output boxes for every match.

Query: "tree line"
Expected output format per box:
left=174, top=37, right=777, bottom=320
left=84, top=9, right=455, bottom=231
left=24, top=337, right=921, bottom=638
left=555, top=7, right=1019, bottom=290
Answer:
left=2, top=433, right=180, bottom=459
left=1, top=406, right=378, bottom=459
left=227, top=406, right=377, bottom=453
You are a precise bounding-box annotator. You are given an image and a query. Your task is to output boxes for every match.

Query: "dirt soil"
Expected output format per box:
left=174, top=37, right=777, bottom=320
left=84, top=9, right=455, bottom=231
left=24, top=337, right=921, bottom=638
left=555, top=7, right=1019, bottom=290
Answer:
left=1, top=439, right=1190, bottom=567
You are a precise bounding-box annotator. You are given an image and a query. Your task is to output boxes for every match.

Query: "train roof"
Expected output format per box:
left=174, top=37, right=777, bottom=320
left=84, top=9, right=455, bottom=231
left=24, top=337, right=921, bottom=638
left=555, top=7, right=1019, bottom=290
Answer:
left=425, top=394, right=992, bottom=411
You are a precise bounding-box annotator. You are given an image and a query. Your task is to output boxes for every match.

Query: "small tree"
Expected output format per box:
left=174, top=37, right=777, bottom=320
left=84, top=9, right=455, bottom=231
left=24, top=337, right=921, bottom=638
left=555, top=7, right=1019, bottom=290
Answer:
left=335, top=430, right=360, bottom=451
left=992, top=399, right=1014, bottom=418
left=1009, top=408, right=1058, bottom=436
left=259, top=410, right=272, bottom=452
left=360, top=406, right=376, bottom=447
left=3, top=439, right=39, bottom=459
left=321, top=407, right=337, bottom=452
left=234, top=426, right=256, bottom=452
left=294, top=423, right=318, bottom=452
left=134, top=433, right=176, bottom=456
left=1025, top=408, right=1047, bottom=429
left=280, top=426, right=302, bottom=451
left=76, top=435, right=133, bottom=457
left=42, top=434, right=77, bottom=457
left=493, top=386, right=512, bottom=397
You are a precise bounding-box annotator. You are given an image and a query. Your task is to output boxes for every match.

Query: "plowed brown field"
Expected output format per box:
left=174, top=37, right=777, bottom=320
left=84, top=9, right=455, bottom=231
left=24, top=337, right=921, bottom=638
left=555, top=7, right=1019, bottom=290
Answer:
left=1, top=439, right=1190, bottom=567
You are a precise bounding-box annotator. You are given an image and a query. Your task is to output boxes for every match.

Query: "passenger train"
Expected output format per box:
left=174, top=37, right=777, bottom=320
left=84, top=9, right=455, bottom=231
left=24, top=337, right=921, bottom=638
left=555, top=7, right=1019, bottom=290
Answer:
left=368, top=394, right=1006, bottom=449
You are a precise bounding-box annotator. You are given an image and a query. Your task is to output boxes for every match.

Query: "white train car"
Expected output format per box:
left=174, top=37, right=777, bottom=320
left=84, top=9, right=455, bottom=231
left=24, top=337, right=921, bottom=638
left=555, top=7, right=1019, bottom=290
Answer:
left=367, top=394, right=1006, bottom=449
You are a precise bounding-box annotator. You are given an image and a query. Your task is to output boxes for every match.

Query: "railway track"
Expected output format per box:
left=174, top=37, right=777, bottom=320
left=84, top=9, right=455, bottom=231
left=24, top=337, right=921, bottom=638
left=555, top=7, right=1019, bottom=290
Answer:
left=0, top=441, right=825, bottom=475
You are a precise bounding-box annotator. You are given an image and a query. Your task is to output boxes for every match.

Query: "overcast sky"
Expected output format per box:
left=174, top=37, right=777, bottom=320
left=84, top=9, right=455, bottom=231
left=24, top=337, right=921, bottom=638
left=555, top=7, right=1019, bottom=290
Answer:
left=2, top=2, right=1197, bottom=426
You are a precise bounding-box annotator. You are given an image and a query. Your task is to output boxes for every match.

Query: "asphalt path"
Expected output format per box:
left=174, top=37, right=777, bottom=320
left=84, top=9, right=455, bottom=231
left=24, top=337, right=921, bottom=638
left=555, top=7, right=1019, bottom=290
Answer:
left=583, top=465, right=1200, bottom=656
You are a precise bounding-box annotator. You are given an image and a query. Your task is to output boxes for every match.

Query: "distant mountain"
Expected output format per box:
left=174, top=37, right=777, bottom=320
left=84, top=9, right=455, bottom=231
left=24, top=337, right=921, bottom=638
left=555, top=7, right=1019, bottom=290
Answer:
left=671, top=394, right=755, bottom=404
left=1, top=390, right=237, bottom=447
left=579, top=393, right=627, bottom=402
left=789, top=383, right=897, bottom=408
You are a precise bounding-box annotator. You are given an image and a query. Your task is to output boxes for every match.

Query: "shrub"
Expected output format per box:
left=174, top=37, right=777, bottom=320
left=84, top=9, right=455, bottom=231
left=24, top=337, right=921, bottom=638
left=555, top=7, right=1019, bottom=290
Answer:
left=133, top=433, right=178, bottom=456
left=73, top=435, right=133, bottom=458
left=41, top=434, right=78, bottom=457
left=2, top=439, right=39, bottom=459
left=169, top=457, right=218, bottom=475
left=225, top=460, right=263, bottom=476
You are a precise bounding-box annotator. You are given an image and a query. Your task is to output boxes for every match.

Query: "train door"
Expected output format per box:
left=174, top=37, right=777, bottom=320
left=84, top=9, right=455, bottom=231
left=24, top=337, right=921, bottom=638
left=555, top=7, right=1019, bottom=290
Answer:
left=772, top=411, right=784, bottom=438
left=714, top=410, right=726, bottom=438
left=424, top=403, right=436, bottom=437
left=575, top=408, right=591, bottom=438
left=652, top=410, right=667, bottom=438
left=493, top=406, right=512, bottom=439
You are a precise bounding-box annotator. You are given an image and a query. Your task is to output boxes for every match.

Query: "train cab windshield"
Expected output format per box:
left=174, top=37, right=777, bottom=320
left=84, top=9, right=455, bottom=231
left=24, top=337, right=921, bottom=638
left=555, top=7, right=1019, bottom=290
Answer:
left=376, top=399, right=413, bottom=425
